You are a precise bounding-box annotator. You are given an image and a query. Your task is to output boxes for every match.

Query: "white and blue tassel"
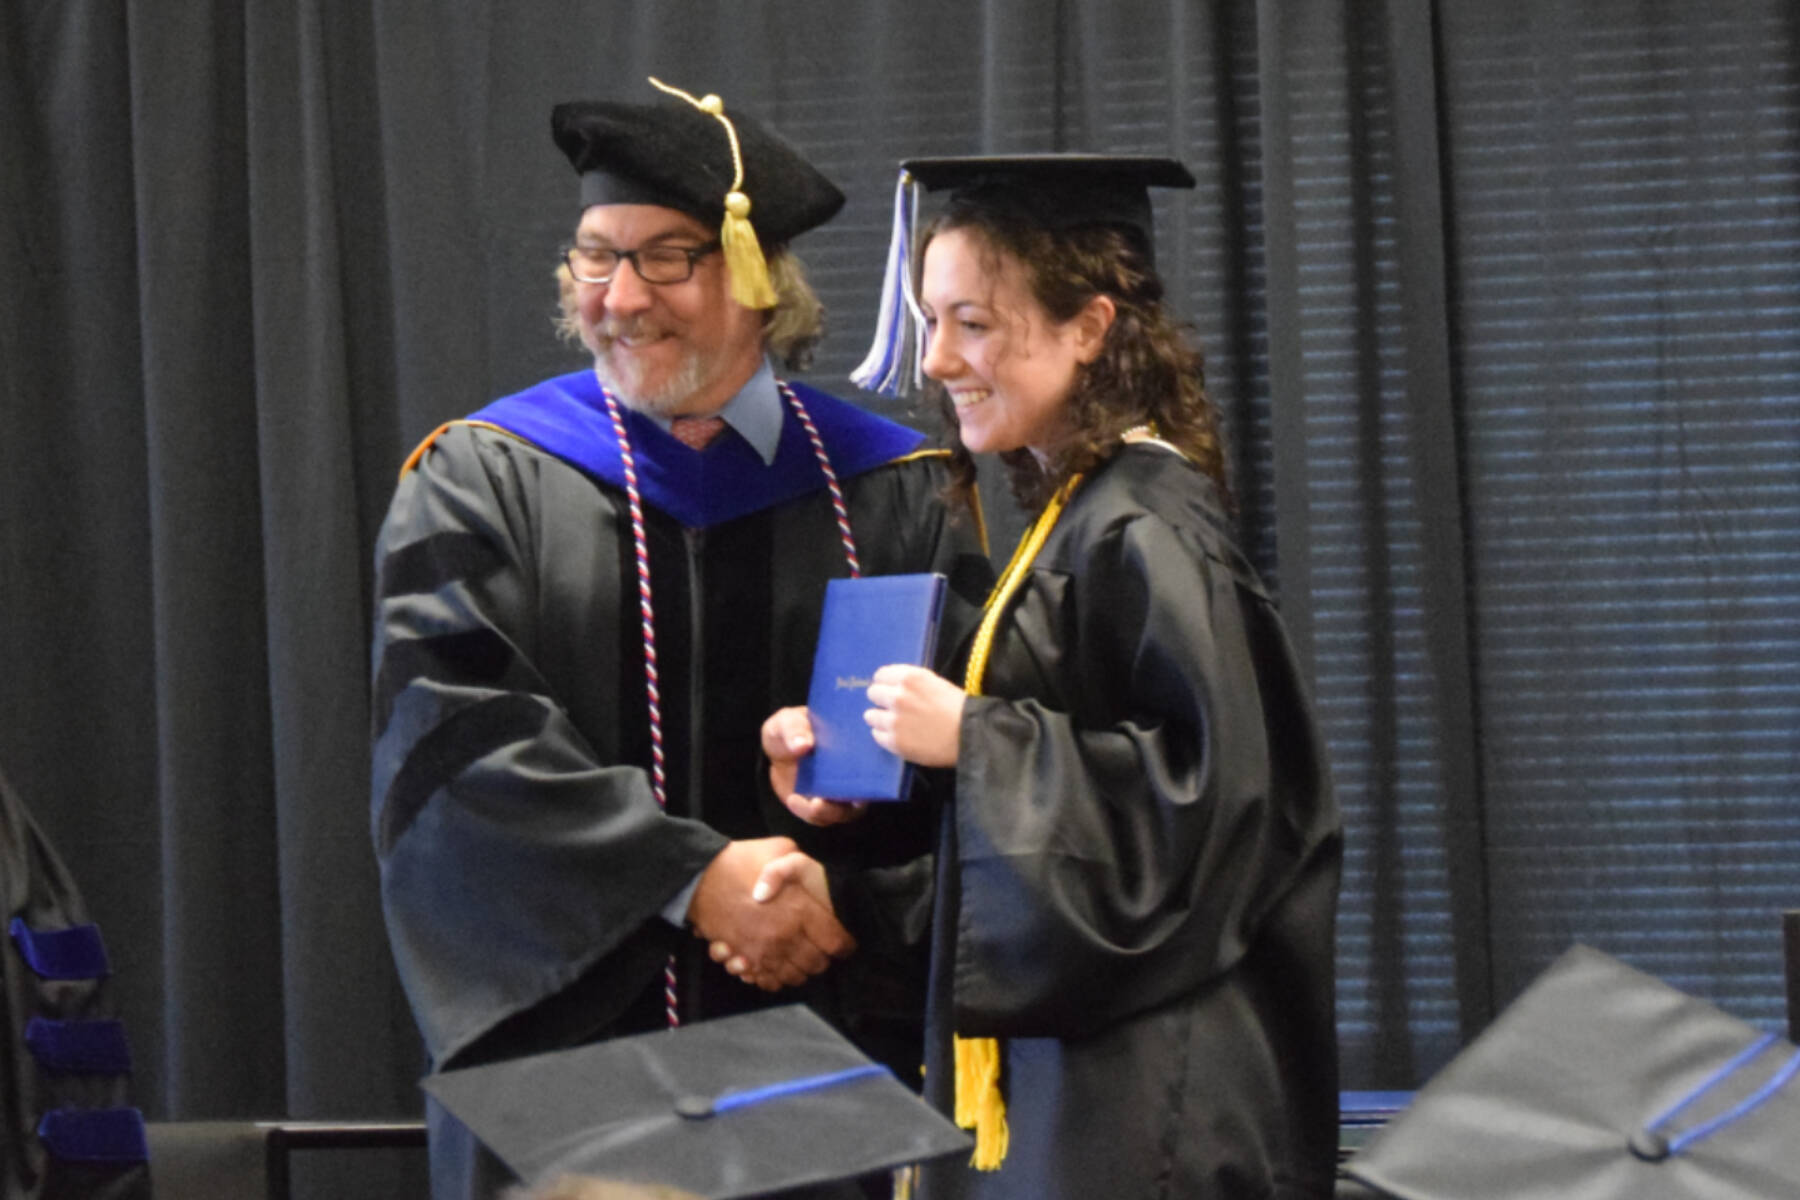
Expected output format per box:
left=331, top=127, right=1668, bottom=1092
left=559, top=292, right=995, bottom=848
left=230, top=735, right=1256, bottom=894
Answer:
left=850, top=170, right=925, bottom=398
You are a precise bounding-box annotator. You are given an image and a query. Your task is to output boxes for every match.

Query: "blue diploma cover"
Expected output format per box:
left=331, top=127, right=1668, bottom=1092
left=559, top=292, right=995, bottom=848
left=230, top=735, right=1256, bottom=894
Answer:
left=795, top=573, right=947, bottom=801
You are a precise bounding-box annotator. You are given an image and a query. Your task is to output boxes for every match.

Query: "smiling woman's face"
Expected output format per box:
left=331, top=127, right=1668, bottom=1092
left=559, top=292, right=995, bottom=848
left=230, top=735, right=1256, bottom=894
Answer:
left=917, top=227, right=1096, bottom=459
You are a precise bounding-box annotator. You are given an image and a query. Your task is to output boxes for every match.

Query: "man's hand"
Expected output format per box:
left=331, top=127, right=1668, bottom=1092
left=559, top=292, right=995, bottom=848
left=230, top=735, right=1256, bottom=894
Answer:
left=687, top=837, right=853, bottom=991
left=708, top=849, right=839, bottom=986
left=760, top=706, right=869, bottom=827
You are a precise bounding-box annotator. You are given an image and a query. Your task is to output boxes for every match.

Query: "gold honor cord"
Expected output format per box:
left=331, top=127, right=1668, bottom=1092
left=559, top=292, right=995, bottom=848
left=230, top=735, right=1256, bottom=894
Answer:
left=646, top=77, right=777, bottom=309
left=952, top=471, right=1083, bottom=1171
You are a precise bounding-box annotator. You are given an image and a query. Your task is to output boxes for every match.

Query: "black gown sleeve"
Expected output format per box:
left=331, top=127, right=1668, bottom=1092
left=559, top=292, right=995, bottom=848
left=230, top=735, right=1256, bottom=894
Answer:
left=370, top=425, right=726, bottom=1068
left=950, top=502, right=1338, bottom=1040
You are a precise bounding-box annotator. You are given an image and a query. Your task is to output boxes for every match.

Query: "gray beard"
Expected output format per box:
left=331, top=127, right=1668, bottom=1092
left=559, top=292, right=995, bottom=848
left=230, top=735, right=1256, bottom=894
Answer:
left=583, top=322, right=709, bottom=420
left=590, top=347, right=710, bottom=418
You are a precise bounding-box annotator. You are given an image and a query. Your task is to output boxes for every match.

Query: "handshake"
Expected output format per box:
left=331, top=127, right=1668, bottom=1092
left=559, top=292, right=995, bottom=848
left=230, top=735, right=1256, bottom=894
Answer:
left=686, top=835, right=847, bottom=993
left=683, top=702, right=894, bottom=992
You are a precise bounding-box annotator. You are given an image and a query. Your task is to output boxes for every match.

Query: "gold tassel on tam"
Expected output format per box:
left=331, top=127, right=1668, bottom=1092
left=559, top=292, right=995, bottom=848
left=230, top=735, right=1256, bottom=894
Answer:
left=720, top=189, right=777, bottom=309
left=647, top=76, right=778, bottom=310
left=951, top=474, right=1084, bottom=1171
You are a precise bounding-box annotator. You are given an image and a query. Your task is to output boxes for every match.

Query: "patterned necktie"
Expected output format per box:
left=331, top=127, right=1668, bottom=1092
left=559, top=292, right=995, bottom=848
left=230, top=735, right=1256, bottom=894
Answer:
left=669, top=414, right=728, bottom=451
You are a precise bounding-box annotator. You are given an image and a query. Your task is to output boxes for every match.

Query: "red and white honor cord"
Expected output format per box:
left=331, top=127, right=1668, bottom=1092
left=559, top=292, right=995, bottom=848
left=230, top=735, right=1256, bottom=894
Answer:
left=782, top=383, right=862, bottom=577
left=603, top=381, right=860, bottom=1028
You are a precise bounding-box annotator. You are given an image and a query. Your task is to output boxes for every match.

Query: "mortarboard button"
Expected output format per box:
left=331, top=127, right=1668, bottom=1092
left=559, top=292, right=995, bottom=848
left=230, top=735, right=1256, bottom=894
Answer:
left=1628, top=1129, right=1672, bottom=1163
left=673, top=1096, right=715, bottom=1121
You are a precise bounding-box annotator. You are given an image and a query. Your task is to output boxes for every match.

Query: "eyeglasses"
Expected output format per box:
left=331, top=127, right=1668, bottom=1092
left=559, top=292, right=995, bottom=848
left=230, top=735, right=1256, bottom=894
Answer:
left=562, top=241, right=722, bottom=286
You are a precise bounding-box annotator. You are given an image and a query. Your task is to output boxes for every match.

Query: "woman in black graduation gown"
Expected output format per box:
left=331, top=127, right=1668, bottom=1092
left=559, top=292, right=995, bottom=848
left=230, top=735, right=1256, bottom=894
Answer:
left=757, top=156, right=1343, bottom=1199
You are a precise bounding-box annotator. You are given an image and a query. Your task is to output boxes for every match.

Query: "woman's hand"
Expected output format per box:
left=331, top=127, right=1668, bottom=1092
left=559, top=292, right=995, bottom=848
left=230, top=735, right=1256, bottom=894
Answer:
left=865, top=664, right=965, bottom=767
left=759, top=705, right=868, bottom=826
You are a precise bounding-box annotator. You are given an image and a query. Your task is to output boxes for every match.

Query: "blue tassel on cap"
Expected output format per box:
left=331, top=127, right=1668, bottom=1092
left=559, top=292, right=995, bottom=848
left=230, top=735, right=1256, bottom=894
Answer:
left=851, top=170, right=924, bottom=397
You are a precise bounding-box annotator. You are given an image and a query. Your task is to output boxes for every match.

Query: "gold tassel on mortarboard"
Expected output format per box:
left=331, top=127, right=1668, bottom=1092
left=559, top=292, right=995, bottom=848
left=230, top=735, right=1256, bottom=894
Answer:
left=646, top=77, right=778, bottom=310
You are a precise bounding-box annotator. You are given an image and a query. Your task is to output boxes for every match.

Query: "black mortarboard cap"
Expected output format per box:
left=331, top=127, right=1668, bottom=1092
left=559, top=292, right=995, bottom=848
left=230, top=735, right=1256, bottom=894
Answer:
left=851, top=154, right=1195, bottom=397
left=422, top=1004, right=971, bottom=1199
left=551, top=90, right=845, bottom=247
left=903, top=154, right=1195, bottom=257
left=1345, top=944, right=1800, bottom=1199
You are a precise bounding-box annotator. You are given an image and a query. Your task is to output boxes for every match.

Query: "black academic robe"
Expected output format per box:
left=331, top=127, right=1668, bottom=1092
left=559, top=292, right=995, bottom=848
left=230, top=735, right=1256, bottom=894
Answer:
left=835, top=444, right=1342, bottom=1200
left=371, top=372, right=990, bottom=1197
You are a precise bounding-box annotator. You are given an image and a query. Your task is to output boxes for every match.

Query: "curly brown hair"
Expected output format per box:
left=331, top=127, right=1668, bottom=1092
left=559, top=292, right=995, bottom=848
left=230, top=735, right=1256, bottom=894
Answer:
left=918, top=187, right=1230, bottom=514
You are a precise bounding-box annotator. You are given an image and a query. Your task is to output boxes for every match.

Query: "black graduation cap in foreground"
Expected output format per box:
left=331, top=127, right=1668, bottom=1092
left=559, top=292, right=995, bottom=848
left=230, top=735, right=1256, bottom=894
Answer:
left=423, top=1005, right=970, bottom=1200
left=1345, top=944, right=1800, bottom=1200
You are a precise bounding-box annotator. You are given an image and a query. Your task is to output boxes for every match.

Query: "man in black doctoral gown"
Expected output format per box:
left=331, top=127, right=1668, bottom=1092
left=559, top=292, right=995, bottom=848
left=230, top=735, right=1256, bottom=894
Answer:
left=369, top=83, right=990, bottom=1199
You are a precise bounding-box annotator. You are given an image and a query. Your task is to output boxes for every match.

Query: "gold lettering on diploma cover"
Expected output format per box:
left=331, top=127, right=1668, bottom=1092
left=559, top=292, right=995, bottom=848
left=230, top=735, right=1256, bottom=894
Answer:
left=836, top=676, right=873, bottom=690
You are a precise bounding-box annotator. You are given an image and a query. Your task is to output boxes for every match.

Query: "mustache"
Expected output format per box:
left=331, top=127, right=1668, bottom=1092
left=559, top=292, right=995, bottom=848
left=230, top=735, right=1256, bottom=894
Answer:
left=590, top=317, right=669, bottom=349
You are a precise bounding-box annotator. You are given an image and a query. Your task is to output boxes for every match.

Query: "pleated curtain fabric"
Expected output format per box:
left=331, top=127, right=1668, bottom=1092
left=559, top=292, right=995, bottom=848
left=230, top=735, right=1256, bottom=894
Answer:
left=0, top=5, right=1795, bottom=1199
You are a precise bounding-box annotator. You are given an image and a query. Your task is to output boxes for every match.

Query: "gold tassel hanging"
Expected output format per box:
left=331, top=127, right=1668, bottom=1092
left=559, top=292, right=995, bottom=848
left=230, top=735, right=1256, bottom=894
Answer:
left=951, top=474, right=1084, bottom=1171
left=720, top=189, right=778, bottom=309
left=647, top=77, right=778, bottom=310
left=953, top=1034, right=1010, bottom=1170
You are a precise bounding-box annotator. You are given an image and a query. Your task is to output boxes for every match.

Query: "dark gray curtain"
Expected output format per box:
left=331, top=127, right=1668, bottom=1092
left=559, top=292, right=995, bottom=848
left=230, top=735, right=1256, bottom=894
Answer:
left=3, top=1, right=1797, bottom=1195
